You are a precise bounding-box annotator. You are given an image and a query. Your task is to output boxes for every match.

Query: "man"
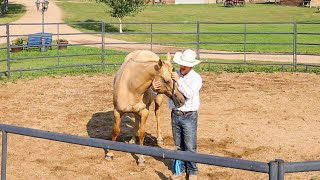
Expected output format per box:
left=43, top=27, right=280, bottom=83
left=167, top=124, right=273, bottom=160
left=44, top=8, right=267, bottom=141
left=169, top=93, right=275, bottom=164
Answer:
left=153, top=49, right=202, bottom=180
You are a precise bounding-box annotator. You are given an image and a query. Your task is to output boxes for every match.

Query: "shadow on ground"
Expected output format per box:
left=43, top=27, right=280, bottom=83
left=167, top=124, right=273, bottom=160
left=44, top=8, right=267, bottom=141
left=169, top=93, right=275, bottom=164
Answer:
left=86, top=111, right=172, bottom=172
left=71, top=19, right=134, bottom=33
left=87, top=111, right=167, bottom=146
left=1, top=4, right=26, bottom=18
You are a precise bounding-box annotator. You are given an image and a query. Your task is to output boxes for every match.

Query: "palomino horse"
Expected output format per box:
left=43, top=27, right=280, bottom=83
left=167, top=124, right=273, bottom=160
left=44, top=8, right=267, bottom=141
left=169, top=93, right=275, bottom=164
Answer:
left=106, top=50, right=186, bottom=166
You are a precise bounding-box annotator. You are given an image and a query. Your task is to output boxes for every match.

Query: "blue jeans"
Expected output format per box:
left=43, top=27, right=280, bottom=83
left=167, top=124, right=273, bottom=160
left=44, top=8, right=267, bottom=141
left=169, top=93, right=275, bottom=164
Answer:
left=171, top=111, right=198, bottom=175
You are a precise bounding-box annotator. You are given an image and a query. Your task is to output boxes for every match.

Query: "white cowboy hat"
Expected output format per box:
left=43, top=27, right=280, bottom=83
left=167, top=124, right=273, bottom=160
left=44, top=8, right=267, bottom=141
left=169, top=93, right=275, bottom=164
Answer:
left=173, top=49, right=201, bottom=67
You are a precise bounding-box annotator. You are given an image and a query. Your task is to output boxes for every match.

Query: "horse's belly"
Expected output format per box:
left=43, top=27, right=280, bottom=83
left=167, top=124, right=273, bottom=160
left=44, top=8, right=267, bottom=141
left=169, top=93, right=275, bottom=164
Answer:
left=113, top=84, right=155, bottom=113
left=116, top=101, right=147, bottom=113
left=113, top=92, right=144, bottom=112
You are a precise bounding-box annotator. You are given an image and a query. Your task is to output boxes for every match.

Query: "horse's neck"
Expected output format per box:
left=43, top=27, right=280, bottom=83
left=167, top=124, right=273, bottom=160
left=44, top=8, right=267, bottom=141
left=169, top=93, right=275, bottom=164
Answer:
left=129, top=62, right=157, bottom=94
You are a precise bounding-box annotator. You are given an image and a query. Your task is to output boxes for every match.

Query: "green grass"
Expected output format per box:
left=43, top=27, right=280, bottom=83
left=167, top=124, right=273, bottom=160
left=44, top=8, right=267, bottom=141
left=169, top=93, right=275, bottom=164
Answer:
left=0, top=1, right=319, bottom=81
left=0, top=3, right=26, bottom=24
left=54, top=1, right=320, bottom=54
left=0, top=45, right=128, bottom=81
left=1, top=45, right=319, bottom=82
left=57, top=1, right=320, bottom=23
left=195, top=62, right=320, bottom=74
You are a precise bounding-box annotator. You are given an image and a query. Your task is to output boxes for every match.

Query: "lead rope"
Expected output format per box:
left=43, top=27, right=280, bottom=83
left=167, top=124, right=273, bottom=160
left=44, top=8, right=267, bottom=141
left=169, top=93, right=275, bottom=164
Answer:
left=172, top=67, right=176, bottom=95
left=172, top=68, right=180, bottom=107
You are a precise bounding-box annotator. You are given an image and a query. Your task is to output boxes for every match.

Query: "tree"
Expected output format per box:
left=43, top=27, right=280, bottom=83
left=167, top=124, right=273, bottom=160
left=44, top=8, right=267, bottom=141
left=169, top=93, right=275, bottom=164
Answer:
left=0, top=0, right=8, bottom=16
left=97, top=0, right=146, bottom=33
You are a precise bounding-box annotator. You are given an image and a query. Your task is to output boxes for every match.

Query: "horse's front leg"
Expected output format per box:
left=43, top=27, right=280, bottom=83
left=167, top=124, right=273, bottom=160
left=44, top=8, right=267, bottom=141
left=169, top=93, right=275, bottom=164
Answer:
left=105, top=109, right=122, bottom=160
left=137, top=108, right=149, bottom=166
left=155, top=94, right=164, bottom=145
left=129, top=114, right=140, bottom=144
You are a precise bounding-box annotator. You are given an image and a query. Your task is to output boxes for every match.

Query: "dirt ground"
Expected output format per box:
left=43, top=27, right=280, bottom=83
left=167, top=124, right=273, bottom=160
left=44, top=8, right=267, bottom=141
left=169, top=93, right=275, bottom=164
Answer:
left=0, top=72, right=320, bottom=179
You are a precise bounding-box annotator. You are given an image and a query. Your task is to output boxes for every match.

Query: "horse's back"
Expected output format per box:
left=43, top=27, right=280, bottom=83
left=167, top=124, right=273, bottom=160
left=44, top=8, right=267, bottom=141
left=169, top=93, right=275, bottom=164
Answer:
left=113, top=50, right=159, bottom=112
left=115, top=50, right=159, bottom=81
left=114, top=50, right=159, bottom=86
left=124, top=50, right=159, bottom=63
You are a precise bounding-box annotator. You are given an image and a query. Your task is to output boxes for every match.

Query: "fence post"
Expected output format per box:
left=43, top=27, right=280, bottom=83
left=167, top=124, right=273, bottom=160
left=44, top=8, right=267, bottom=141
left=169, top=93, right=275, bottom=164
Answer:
left=293, top=22, right=297, bottom=70
left=150, top=23, right=153, bottom=51
left=276, top=159, right=285, bottom=180
left=196, top=21, right=200, bottom=59
left=57, top=23, right=60, bottom=66
left=269, top=160, right=278, bottom=180
left=101, top=22, right=105, bottom=67
left=1, top=131, right=8, bottom=180
left=6, top=23, right=10, bottom=78
left=244, top=23, right=247, bottom=63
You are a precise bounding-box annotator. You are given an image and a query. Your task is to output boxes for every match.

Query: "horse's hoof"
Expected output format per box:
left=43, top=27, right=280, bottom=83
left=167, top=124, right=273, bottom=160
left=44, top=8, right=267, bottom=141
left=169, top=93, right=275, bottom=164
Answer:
left=128, top=139, right=136, bottom=144
left=105, top=155, right=113, bottom=161
left=157, top=139, right=164, bottom=146
left=137, top=161, right=146, bottom=166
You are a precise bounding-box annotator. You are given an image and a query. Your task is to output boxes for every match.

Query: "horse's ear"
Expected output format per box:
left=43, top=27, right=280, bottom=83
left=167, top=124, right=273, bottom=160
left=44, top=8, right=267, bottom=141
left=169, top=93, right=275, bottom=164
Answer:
left=158, top=59, right=163, bottom=67
left=154, top=59, right=163, bottom=71
left=166, top=52, right=171, bottom=64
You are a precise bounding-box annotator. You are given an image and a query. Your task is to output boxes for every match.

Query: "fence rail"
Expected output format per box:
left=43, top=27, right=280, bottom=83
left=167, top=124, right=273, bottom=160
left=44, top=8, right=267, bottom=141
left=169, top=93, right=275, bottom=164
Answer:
left=0, top=21, right=320, bottom=78
left=1, top=123, right=320, bottom=180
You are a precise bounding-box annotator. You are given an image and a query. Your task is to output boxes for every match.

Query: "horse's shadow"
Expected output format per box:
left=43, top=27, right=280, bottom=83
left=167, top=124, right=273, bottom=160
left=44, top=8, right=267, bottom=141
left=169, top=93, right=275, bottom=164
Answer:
left=86, top=111, right=172, bottom=177
left=87, top=111, right=133, bottom=141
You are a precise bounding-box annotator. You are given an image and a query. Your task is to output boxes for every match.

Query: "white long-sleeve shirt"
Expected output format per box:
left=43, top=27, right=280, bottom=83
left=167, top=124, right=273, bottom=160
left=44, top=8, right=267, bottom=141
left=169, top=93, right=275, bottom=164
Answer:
left=169, top=70, right=202, bottom=111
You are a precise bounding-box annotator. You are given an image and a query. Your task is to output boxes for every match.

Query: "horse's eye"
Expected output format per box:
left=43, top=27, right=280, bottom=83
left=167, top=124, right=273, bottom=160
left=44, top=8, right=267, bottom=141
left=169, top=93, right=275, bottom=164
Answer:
left=161, top=76, right=170, bottom=84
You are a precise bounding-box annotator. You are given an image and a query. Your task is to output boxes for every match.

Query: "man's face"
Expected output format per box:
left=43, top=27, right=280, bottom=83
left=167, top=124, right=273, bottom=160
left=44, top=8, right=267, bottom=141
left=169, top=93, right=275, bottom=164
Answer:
left=179, top=65, right=192, bottom=75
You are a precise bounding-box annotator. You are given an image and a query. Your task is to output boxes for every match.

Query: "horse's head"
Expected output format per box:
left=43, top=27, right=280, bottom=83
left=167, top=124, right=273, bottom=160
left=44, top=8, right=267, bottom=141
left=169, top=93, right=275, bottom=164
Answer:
left=154, top=53, right=186, bottom=108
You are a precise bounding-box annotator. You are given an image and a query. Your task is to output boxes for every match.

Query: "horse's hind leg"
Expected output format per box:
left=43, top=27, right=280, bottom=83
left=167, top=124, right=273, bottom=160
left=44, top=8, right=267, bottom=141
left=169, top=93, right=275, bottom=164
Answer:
left=105, top=109, right=122, bottom=160
left=155, top=94, right=164, bottom=145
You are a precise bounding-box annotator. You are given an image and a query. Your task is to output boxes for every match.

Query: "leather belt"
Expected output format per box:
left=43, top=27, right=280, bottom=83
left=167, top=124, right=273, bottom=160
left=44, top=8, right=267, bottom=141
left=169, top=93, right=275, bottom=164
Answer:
left=172, top=110, right=194, bottom=116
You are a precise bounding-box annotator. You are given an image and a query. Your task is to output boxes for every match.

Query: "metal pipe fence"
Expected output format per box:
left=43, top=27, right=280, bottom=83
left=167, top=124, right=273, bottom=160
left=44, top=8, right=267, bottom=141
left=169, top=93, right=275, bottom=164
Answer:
left=0, top=21, right=320, bottom=78
left=0, top=123, right=320, bottom=180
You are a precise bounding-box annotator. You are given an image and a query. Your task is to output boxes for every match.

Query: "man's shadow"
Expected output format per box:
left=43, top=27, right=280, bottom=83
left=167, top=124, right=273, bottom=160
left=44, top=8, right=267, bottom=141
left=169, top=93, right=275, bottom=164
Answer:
left=86, top=111, right=172, bottom=178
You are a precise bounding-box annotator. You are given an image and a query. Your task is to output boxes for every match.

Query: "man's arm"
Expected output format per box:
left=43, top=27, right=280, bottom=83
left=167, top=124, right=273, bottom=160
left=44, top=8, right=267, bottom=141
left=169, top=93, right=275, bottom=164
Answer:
left=177, top=75, right=202, bottom=99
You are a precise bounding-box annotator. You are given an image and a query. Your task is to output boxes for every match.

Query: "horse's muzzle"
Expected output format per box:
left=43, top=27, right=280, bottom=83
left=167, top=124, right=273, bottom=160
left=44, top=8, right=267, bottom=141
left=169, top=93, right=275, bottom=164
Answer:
left=172, top=93, right=185, bottom=108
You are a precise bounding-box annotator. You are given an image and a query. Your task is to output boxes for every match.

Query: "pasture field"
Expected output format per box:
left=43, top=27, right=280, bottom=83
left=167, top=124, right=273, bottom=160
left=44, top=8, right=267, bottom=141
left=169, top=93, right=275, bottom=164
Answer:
left=1, top=44, right=320, bottom=81
left=0, top=46, right=125, bottom=80
left=0, top=72, right=319, bottom=179
left=55, top=0, right=320, bottom=54
left=0, top=3, right=26, bottom=24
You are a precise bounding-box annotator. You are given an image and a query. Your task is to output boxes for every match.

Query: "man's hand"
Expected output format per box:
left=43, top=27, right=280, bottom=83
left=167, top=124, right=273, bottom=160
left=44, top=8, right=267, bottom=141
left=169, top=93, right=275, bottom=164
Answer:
left=172, top=72, right=180, bottom=82
left=152, top=79, right=161, bottom=91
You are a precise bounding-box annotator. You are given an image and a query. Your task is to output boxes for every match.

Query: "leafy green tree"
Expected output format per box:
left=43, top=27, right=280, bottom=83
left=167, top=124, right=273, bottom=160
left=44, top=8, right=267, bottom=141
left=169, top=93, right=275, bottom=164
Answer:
left=96, top=0, right=146, bottom=33
left=0, top=0, right=8, bottom=16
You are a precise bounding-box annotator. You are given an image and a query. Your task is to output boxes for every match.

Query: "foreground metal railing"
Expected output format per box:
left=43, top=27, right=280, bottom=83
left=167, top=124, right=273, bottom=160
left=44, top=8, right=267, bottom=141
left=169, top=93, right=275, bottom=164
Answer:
left=0, top=123, right=319, bottom=180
